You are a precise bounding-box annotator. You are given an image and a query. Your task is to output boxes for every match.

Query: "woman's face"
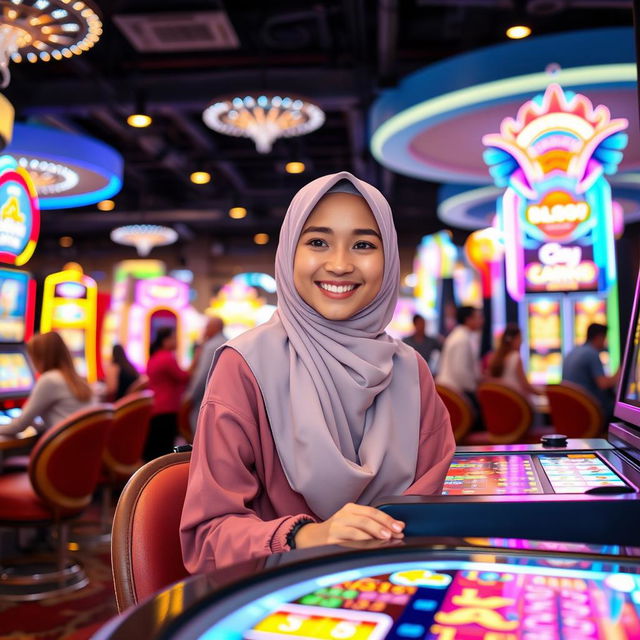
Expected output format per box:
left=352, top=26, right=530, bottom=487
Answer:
left=163, top=332, right=177, bottom=351
left=293, top=192, right=384, bottom=321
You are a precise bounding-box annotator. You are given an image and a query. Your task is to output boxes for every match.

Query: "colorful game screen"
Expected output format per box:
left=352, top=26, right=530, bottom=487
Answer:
left=196, top=559, right=640, bottom=639
left=527, top=299, right=563, bottom=384
left=538, top=453, right=630, bottom=493
left=442, top=455, right=544, bottom=495
left=0, top=268, right=29, bottom=343
left=0, top=349, right=35, bottom=398
left=620, top=291, right=640, bottom=409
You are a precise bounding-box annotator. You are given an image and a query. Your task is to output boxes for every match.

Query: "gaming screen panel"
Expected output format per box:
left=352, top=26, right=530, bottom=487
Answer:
left=0, top=268, right=30, bottom=344
left=0, top=345, right=35, bottom=399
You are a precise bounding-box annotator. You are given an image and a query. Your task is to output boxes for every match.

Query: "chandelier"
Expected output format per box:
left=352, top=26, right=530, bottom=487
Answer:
left=202, top=94, right=325, bottom=154
left=0, top=0, right=102, bottom=88
left=110, top=225, right=178, bottom=257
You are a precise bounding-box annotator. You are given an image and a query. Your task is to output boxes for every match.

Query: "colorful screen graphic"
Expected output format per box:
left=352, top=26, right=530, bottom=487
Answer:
left=0, top=268, right=29, bottom=343
left=538, top=453, right=629, bottom=493
left=202, top=560, right=640, bottom=640
left=442, top=455, right=543, bottom=495
left=527, top=299, right=562, bottom=384
left=0, top=351, right=34, bottom=396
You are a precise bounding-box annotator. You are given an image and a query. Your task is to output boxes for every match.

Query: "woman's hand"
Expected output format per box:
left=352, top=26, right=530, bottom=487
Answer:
left=294, top=503, right=405, bottom=548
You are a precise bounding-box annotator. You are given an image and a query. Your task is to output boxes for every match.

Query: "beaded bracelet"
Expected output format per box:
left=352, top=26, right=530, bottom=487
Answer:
left=286, top=517, right=315, bottom=549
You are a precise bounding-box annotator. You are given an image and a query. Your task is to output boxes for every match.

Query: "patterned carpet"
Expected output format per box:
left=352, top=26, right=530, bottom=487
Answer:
left=0, top=545, right=118, bottom=640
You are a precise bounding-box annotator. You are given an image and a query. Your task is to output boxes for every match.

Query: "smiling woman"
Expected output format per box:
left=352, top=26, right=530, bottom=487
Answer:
left=293, top=191, right=384, bottom=321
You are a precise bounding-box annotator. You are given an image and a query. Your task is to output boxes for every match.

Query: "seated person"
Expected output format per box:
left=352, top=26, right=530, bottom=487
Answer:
left=0, top=332, right=93, bottom=436
left=402, top=314, right=441, bottom=372
left=562, top=322, right=620, bottom=421
left=487, top=324, right=543, bottom=399
left=104, top=344, right=141, bottom=401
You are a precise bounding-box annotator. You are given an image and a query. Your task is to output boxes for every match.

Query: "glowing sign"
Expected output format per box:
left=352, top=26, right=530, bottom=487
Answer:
left=136, top=277, right=189, bottom=309
left=0, top=158, right=39, bottom=266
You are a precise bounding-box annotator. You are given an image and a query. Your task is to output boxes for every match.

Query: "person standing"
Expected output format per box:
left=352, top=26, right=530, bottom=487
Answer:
left=562, top=322, right=620, bottom=421
left=185, top=316, right=226, bottom=433
left=402, top=314, right=441, bottom=371
left=144, top=327, right=190, bottom=460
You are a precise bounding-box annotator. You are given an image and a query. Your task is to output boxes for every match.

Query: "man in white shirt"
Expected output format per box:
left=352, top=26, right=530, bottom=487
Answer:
left=436, top=306, right=484, bottom=424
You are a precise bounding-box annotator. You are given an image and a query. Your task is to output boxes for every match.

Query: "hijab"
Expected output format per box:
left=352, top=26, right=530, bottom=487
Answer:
left=213, top=171, right=421, bottom=519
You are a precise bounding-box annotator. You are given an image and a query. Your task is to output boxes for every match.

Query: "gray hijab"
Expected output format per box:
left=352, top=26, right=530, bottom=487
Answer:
left=215, top=171, right=420, bottom=519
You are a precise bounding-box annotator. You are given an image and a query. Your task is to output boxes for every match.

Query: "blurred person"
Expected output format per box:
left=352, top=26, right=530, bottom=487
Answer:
left=0, top=332, right=93, bottom=436
left=104, top=343, right=142, bottom=401
left=487, top=324, right=543, bottom=398
left=562, top=322, right=620, bottom=421
left=185, top=316, right=226, bottom=432
left=402, top=314, right=441, bottom=372
left=144, top=327, right=190, bottom=460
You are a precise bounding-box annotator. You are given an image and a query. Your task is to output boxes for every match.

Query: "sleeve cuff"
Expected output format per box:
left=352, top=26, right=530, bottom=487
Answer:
left=271, top=514, right=317, bottom=554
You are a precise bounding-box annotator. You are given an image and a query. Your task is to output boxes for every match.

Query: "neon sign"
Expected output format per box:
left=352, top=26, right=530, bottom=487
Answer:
left=483, top=84, right=627, bottom=300
left=0, top=156, right=39, bottom=267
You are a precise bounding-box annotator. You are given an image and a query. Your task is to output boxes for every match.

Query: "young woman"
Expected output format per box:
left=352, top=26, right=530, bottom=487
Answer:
left=144, top=327, right=190, bottom=461
left=104, top=344, right=141, bottom=401
left=0, top=331, right=93, bottom=436
left=487, top=324, right=543, bottom=397
left=180, top=172, right=455, bottom=571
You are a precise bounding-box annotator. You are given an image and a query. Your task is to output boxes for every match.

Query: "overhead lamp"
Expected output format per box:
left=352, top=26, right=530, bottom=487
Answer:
left=59, top=236, right=73, bottom=248
left=203, top=94, right=325, bottom=154
left=229, top=206, right=247, bottom=219
left=110, top=224, right=178, bottom=256
left=285, top=161, right=305, bottom=174
left=253, top=233, right=269, bottom=245
left=190, top=171, right=211, bottom=184
left=97, top=199, right=115, bottom=211
left=0, top=0, right=102, bottom=88
left=506, top=25, right=531, bottom=39
left=127, top=113, right=152, bottom=128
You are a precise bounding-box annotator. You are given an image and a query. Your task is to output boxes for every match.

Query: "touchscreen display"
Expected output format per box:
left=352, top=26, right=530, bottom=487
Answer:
left=200, top=560, right=640, bottom=640
left=442, top=455, right=543, bottom=495
left=0, top=269, right=29, bottom=343
left=538, top=453, right=629, bottom=493
left=0, top=351, right=35, bottom=396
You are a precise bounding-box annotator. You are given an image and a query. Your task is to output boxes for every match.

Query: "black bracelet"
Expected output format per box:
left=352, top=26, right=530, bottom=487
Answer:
left=286, top=517, right=315, bottom=550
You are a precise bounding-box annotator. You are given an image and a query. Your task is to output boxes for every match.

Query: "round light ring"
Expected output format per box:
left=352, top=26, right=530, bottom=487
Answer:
left=5, top=123, right=123, bottom=209
left=110, top=224, right=178, bottom=257
left=203, top=93, right=325, bottom=154
left=369, top=28, right=638, bottom=184
left=2, top=0, right=102, bottom=66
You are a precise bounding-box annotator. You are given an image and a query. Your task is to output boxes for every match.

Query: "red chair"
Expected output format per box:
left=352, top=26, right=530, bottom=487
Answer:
left=111, top=451, right=191, bottom=611
left=546, top=382, right=605, bottom=438
left=0, top=404, right=114, bottom=600
left=471, top=382, right=534, bottom=444
left=435, top=383, right=474, bottom=443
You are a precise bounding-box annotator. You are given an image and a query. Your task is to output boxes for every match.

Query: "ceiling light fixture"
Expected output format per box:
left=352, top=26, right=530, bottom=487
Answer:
left=285, top=161, right=305, bottom=174
left=253, top=233, right=269, bottom=245
left=203, top=94, right=325, bottom=154
left=97, top=199, right=114, bottom=211
left=0, top=0, right=102, bottom=88
left=190, top=171, right=211, bottom=184
left=59, top=235, right=73, bottom=248
left=126, top=113, right=152, bottom=128
left=110, top=224, right=178, bottom=257
left=229, top=206, right=247, bottom=219
left=506, top=25, right=531, bottom=39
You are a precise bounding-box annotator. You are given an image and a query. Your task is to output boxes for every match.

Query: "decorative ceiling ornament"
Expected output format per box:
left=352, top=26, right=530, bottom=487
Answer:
left=110, top=224, right=178, bottom=257
left=202, top=94, right=325, bottom=154
left=0, top=0, right=102, bottom=88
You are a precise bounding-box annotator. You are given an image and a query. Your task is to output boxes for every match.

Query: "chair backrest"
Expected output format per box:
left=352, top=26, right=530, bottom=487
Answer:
left=435, top=383, right=474, bottom=443
left=546, top=381, right=605, bottom=438
left=476, top=382, right=533, bottom=444
left=28, top=404, right=115, bottom=519
left=125, top=374, right=150, bottom=395
left=177, top=397, right=194, bottom=444
left=104, top=390, right=155, bottom=481
left=111, top=451, right=191, bottom=612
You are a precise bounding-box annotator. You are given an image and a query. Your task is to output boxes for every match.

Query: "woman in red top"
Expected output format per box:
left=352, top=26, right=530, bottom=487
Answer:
left=144, top=327, right=190, bottom=460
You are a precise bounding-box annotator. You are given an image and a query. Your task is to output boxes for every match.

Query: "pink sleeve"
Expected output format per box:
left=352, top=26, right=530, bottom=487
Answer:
left=403, top=354, right=455, bottom=495
left=179, top=349, right=315, bottom=573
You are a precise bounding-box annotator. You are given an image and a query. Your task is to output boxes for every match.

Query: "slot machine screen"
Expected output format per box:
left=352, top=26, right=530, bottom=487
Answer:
left=0, top=345, right=36, bottom=399
left=0, top=269, right=29, bottom=343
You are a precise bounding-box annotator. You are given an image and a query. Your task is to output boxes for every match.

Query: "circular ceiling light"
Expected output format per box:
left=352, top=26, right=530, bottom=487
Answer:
left=190, top=171, right=211, bottom=184
left=126, top=113, right=152, bottom=128
left=203, top=94, right=325, bottom=154
left=110, top=224, right=178, bottom=257
left=229, top=206, right=247, bottom=219
left=5, top=123, right=123, bottom=209
left=0, top=0, right=102, bottom=88
left=506, top=25, right=531, bottom=40
left=285, top=161, right=305, bottom=174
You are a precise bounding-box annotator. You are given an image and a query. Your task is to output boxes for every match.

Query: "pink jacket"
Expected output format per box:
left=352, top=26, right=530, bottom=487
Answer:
left=180, top=348, right=454, bottom=572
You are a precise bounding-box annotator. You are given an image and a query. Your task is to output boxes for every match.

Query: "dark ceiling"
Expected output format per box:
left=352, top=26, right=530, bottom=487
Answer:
left=3, top=0, right=635, bottom=257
